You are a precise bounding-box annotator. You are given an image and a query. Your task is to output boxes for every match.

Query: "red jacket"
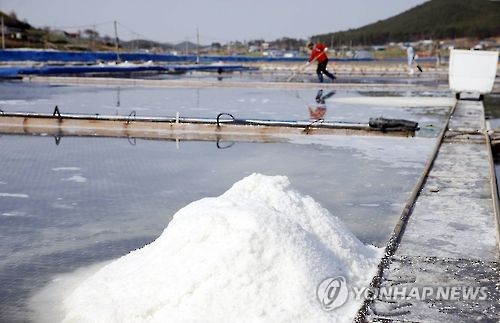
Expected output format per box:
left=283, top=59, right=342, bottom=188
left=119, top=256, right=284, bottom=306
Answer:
left=308, top=43, right=328, bottom=63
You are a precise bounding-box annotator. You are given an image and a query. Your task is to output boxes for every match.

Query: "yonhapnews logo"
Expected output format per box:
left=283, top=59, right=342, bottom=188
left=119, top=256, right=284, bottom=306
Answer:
left=317, top=276, right=489, bottom=311
left=317, top=276, right=349, bottom=311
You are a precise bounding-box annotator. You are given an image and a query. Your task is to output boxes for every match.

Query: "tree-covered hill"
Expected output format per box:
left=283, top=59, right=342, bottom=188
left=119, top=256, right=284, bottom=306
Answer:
left=314, top=0, right=500, bottom=46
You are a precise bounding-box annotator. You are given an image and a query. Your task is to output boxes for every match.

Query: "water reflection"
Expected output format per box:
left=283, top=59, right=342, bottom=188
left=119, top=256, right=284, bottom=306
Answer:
left=51, top=134, right=239, bottom=150
left=307, top=89, right=336, bottom=120
left=308, top=105, right=327, bottom=119
left=0, top=81, right=453, bottom=321
left=0, top=133, right=435, bottom=322
left=0, top=82, right=450, bottom=129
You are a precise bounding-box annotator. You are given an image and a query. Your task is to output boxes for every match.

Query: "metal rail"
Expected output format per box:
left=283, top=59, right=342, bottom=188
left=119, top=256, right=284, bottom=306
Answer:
left=355, top=103, right=456, bottom=321
left=486, top=131, right=500, bottom=254
left=0, top=111, right=417, bottom=141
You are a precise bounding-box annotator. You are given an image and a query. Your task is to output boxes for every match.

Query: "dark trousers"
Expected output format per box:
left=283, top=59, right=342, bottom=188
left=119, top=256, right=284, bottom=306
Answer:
left=316, top=59, right=335, bottom=82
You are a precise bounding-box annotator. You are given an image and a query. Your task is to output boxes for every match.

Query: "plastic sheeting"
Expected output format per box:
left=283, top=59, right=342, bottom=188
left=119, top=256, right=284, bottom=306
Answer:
left=0, top=63, right=255, bottom=78
left=0, top=49, right=375, bottom=63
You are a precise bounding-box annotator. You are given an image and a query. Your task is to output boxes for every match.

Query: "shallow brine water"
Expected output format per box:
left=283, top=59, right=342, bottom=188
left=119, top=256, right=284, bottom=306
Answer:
left=0, top=81, right=449, bottom=128
left=0, top=82, right=451, bottom=322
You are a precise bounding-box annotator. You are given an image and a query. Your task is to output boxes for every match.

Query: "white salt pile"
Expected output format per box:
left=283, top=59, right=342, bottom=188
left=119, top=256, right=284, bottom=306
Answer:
left=62, top=173, right=382, bottom=323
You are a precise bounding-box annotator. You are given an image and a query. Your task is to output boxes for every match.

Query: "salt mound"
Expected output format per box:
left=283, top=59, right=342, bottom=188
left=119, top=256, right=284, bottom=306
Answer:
left=63, top=174, right=382, bottom=323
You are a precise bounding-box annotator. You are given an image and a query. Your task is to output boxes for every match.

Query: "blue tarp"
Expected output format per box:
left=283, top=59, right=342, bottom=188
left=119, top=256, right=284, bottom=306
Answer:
left=0, top=49, right=380, bottom=78
left=0, top=64, right=256, bottom=78
left=0, top=49, right=375, bottom=63
left=0, top=67, right=22, bottom=78
left=0, top=50, right=194, bottom=63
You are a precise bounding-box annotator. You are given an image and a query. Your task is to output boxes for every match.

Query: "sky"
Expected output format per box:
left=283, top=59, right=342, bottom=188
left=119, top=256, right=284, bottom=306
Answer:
left=1, top=0, right=428, bottom=44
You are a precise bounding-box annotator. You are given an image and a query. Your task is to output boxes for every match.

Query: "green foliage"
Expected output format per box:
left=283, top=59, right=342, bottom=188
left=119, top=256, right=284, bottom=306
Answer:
left=315, top=0, right=500, bottom=46
left=0, top=10, right=32, bottom=30
left=46, top=33, right=68, bottom=44
left=269, top=37, right=307, bottom=50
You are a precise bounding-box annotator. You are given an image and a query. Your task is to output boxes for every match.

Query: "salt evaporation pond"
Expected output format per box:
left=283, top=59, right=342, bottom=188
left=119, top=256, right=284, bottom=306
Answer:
left=0, top=81, right=451, bottom=322
left=0, top=81, right=449, bottom=126
left=41, top=174, right=383, bottom=323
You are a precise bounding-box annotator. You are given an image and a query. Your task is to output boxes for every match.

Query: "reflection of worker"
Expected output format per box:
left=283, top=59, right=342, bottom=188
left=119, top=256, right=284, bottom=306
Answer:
left=217, top=67, right=223, bottom=81
left=307, top=42, right=336, bottom=83
left=308, top=106, right=327, bottom=119
left=307, top=89, right=336, bottom=120
left=316, top=89, right=336, bottom=104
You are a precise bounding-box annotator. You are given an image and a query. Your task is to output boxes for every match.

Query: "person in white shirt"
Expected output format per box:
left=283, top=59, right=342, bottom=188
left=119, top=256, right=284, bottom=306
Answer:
left=406, top=45, right=415, bottom=75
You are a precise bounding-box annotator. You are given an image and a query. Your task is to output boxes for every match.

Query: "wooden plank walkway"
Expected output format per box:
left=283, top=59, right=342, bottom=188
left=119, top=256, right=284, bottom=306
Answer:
left=365, top=100, right=500, bottom=322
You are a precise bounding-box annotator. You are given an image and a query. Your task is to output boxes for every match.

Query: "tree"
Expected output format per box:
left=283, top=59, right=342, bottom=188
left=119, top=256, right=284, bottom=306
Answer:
left=83, top=28, right=99, bottom=39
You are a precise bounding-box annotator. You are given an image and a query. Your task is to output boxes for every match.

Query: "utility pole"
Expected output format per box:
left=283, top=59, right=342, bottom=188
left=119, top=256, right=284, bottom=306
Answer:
left=1, top=15, right=5, bottom=49
left=196, top=28, right=200, bottom=64
left=114, top=20, right=120, bottom=62
left=92, top=24, right=96, bottom=51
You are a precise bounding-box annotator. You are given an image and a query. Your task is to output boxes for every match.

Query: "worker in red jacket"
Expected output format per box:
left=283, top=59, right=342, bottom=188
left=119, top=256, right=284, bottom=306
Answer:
left=307, top=42, right=336, bottom=83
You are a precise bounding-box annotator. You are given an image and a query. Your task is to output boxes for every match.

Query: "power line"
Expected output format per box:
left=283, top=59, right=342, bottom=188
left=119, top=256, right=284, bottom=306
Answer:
left=46, top=21, right=114, bottom=30
left=44, top=19, right=240, bottom=45
left=116, top=21, right=152, bottom=41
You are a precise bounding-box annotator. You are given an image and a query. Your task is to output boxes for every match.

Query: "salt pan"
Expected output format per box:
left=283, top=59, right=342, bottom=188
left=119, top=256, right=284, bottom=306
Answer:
left=62, top=173, right=382, bottom=323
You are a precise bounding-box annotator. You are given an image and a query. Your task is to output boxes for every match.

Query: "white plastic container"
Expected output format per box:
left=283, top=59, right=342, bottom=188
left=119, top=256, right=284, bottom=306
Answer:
left=449, top=49, right=499, bottom=97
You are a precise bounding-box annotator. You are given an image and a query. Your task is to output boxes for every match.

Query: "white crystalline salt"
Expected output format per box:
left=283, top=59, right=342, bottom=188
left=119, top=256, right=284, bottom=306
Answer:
left=62, top=173, right=382, bottom=323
